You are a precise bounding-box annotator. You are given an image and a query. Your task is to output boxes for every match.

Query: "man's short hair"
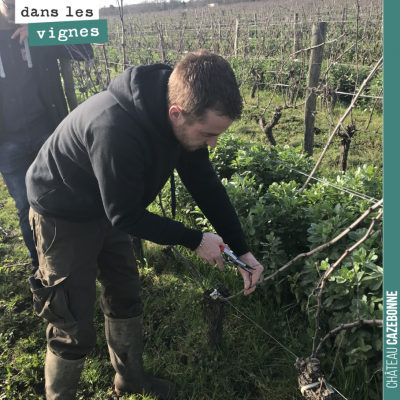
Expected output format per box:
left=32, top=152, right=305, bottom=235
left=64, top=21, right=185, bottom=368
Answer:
left=167, top=50, right=243, bottom=124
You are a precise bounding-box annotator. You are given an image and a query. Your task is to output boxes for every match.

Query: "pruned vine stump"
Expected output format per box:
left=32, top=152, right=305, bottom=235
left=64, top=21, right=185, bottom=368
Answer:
left=203, top=284, right=230, bottom=348
left=338, top=125, right=356, bottom=172
left=295, top=357, right=338, bottom=400
left=259, top=105, right=283, bottom=146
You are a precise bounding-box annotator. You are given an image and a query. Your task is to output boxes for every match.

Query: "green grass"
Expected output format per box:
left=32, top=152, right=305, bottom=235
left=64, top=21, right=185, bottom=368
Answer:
left=0, top=178, right=382, bottom=399
left=0, top=210, right=304, bottom=399
left=232, top=85, right=383, bottom=176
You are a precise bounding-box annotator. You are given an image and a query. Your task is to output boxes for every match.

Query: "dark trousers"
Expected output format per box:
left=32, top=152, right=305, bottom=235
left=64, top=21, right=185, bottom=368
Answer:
left=0, top=135, right=51, bottom=268
left=29, top=209, right=143, bottom=360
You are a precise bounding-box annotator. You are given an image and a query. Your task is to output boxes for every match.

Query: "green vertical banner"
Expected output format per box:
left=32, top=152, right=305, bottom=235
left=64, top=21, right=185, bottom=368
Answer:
left=28, top=19, right=108, bottom=46
left=384, top=0, right=400, bottom=398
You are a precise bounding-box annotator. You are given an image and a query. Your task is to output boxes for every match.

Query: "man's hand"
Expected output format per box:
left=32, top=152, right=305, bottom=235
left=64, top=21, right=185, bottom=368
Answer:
left=11, top=24, right=28, bottom=45
left=195, top=236, right=264, bottom=296
left=194, top=232, right=225, bottom=271
left=237, top=252, right=264, bottom=296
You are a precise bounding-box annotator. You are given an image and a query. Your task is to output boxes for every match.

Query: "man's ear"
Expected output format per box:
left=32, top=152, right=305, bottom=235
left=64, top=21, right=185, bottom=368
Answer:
left=168, top=105, right=184, bottom=125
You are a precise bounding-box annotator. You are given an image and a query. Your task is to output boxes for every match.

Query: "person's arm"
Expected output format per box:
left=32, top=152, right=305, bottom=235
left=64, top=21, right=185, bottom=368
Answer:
left=177, top=148, right=249, bottom=256
left=87, top=118, right=202, bottom=250
left=177, top=148, right=264, bottom=295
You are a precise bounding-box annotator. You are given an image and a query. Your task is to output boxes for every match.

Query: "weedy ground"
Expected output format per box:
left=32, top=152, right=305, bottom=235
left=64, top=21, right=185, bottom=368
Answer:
left=0, top=86, right=382, bottom=400
left=234, top=86, right=383, bottom=175
left=0, top=206, right=306, bottom=400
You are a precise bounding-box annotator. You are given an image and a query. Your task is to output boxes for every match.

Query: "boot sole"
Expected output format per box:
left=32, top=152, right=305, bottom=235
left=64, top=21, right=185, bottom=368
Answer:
left=115, top=385, right=177, bottom=399
left=114, top=376, right=178, bottom=399
left=114, top=382, right=144, bottom=397
left=115, top=386, right=156, bottom=398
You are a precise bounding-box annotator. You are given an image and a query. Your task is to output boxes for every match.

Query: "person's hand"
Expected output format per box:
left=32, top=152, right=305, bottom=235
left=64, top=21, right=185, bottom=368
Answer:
left=194, top=232, right=225, bottom=271
left=11, top=24, right=28, bottom=45
left=237, top=252, right=264, bottom=296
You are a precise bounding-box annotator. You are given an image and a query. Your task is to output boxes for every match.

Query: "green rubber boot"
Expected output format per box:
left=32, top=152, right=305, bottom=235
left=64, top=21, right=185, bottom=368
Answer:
left=105, top=314, right=178, bottom=399
left=44, top=347, right=85, bottom=400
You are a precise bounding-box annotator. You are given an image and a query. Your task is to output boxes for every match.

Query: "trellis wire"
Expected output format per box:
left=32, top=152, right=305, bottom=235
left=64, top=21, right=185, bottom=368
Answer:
left=87, top=56, right=380, bottom=203
left=226, top=299, right=298, bottom=358
left=172, top=246, right=351, bottom=400
left=95, top=55, right=381, bottom=70
left=92, top=58, right=383, bottom=100
left=332, top=386, right=350, bottom=400
left=105, top=19, right=380, bottom=35
left=226, top=301, right=350, bottom=400
left=218, top=143, right=379, bottom=203
left=172, top=246, right=299, bottom=359
left=240, top=80, right=383, bottom=99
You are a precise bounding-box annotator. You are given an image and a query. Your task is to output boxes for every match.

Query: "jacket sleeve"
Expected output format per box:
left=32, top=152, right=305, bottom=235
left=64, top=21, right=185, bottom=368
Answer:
left=176, top=148, right=250, bottom=256
left=87, top=116, right=203, bottom=250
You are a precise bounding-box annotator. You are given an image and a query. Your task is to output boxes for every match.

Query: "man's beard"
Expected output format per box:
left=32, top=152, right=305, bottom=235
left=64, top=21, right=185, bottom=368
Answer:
left=174, top=124, right=206, bottom=152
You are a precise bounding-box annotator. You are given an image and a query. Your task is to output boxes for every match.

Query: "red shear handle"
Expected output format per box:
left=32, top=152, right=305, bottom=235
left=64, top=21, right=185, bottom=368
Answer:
left=220, top=245, right=226, bottom=252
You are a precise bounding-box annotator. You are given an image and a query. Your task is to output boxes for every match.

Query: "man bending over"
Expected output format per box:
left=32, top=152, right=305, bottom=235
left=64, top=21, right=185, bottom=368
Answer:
left=26, top=50, right=263, bottom=399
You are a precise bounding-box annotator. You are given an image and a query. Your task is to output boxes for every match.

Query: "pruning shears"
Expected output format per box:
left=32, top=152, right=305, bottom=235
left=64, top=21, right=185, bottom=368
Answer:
left=220, top=246, right=256, bottom=275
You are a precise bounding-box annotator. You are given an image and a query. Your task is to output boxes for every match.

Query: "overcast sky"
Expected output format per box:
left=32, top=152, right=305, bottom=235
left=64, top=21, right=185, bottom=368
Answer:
left=99, top=0, right=142, bottom=8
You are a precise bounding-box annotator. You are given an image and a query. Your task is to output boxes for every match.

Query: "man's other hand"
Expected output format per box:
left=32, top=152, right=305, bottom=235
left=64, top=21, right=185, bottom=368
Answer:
left=194, top=232, right=225, bottom=271
left=12, top=24, right=28, bottom=45
left=237, top=252, right=264, bottom=296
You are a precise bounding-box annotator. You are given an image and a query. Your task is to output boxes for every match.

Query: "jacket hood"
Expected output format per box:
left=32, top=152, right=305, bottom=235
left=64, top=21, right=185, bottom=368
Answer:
left=107, top=64, right=176, bottom=141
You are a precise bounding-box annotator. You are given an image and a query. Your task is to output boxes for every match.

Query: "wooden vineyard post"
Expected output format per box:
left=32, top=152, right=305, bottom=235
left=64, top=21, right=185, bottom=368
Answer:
left=244, top=21, right=249, bottom=58
left=234, top=18, right=239, bottom=58
left=101, top=44, right=111, bottom=87
left=303, top=22, right=327, bottom=157
left=254, top=13, right=258, bottom=39
left=121, top=23, right=126, bottom=71
left=158, top=23, right=166, bottom=64
left=120, top=0, right=127, bottom=71
left=340, top=7, right=346, bottom=35
left=293, top=13, right=300, bottom=54
left=59, top=58, right=78, bottom=112
left=84, top=60, right=91, bottom=76
left=211, top=19, right=217, bottom=53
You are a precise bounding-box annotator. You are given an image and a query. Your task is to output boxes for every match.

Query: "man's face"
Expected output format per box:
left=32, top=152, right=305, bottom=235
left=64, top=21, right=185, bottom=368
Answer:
left=0, top=0, right=15, bottom=24
left=169, top=108, right=232, bottom=152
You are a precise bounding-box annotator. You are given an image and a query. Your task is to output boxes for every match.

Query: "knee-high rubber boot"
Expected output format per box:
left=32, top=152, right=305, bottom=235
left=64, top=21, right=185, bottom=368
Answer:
left=105, top=314, right=178, bottom=399
left=44, top=347, right=85, bottom=400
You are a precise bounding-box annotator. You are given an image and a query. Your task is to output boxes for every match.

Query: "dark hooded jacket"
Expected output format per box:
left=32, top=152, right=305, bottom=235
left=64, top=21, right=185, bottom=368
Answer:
left=0, top=35, right=93, bottom=146
left=26, top=64, right=250, bottom=255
